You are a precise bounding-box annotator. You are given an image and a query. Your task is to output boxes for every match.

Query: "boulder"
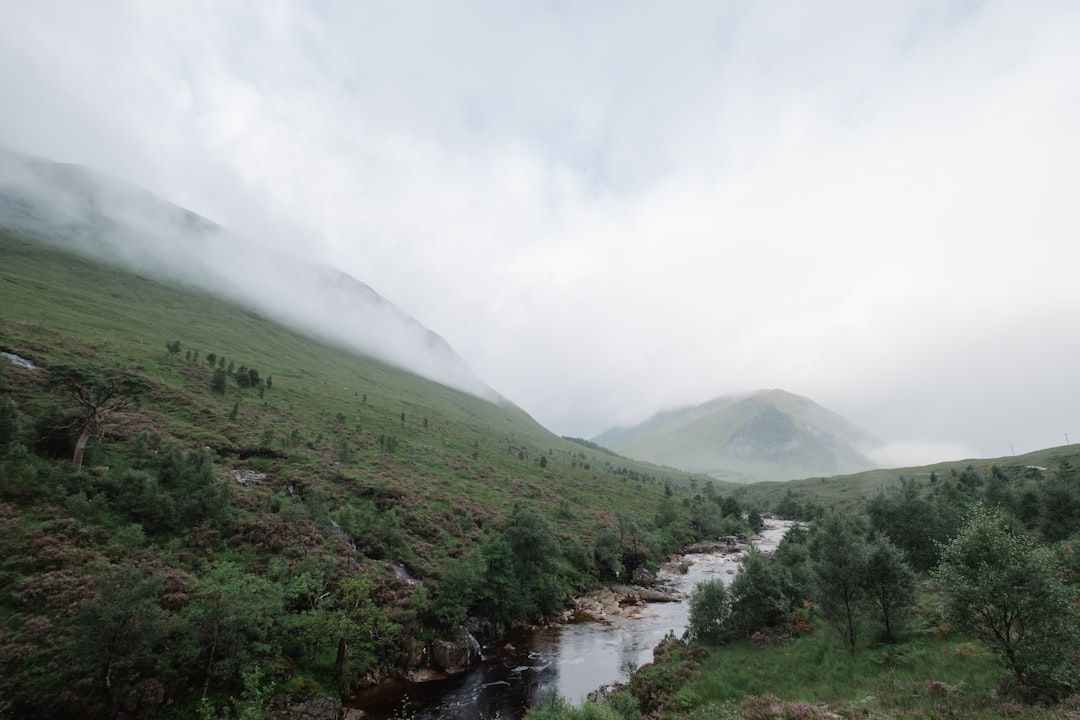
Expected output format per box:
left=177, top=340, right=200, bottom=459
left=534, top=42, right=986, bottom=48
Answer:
left=273, top=695, right=344, bottom=720
left=430, top=631, right=481, bottom=675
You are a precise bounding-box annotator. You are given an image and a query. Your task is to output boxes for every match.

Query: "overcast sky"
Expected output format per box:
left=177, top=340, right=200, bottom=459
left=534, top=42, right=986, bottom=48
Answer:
left=2, top=1, right=1078, bottom=464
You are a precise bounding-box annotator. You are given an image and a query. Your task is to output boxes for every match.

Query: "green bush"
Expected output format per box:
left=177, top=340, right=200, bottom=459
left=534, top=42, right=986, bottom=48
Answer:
left=686, top=579, right=732, bottom=644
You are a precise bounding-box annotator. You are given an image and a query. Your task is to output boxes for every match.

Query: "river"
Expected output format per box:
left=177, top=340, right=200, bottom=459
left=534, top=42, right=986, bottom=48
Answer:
left=351, top=520, right=794, bottom=719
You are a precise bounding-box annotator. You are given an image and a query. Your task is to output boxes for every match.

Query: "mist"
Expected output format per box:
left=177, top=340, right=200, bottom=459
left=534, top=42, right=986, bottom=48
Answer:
left=1, top=2, right=1078, bottom=466
left=0, top=148, right=499, bottom=402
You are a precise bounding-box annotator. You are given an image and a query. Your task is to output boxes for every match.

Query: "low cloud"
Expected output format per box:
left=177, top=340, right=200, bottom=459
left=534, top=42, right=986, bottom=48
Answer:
left=865, top=441, right=982, bottom=469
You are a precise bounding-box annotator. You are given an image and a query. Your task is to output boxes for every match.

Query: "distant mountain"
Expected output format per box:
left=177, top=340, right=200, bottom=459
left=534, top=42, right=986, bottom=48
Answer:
left=593, top=389, right=881, bottom=483
left=0, top=147, right=498, bottom=401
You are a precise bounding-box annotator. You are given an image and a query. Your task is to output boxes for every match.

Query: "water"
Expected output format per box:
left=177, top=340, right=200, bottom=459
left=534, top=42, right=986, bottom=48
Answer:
left=351, top=521, right=793, bottom=719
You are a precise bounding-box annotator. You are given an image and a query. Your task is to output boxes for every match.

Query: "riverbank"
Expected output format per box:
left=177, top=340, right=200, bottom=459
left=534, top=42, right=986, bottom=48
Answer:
left=348, top=521, right=793, bottom=718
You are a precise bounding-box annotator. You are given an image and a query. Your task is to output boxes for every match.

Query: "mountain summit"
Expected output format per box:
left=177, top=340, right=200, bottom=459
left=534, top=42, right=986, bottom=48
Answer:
left=0, top=147, right=498, bottom=401
left=593, top=389, right=880, bottom=483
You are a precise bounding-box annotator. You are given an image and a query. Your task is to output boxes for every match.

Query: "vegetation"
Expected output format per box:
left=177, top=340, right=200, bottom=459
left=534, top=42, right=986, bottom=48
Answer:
left=0, top=231, right=736, bottom=719
left=4, top=230, right=1080, bottom=719
left=534, top=451, right=1080, bottom=720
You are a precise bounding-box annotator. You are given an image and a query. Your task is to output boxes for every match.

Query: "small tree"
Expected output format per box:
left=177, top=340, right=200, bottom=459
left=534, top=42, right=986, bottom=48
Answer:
left=810, top=512, right=868, bottom=654
left=861, top=532, right=915, bottom=642
left=937, top=504, right=1080, bottom=697
left=687, top=579, right=732, bottom=644
left=46, top=365, right=150, bottom=469
left=211, top=369, right=227, bottom=395
left=729, top=547, right=797, bottom=636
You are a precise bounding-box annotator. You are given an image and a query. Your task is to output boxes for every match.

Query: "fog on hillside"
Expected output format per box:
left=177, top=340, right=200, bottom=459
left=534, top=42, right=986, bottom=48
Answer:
left=0, top=149, right=500, bottom=402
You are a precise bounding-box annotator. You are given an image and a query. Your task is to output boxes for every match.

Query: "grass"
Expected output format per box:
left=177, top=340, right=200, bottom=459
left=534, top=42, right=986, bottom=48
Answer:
left=623, top=620, right=1080, bottom=720
left=0, top=230, right=733, bottom=571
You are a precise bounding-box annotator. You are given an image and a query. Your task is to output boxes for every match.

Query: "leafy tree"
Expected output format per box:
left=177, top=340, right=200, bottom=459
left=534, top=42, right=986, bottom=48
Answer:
left=936, top=504, right=1080, bottom=697
left=183, top=562, right=284, bottom=698
left=69, top=565, right=169, bottom=709
left=431, top=550, right=487, bottom=632
left=325, top=576, right=403, bottom=692
left=719, top=496, right=741, bottom=518
left=861, top=533, right=916, bottom=642
left=502, top=506, right=563, bottom=616
left=686, top=579, right=732, bottom=644
left=746, top=509, right=764, bottom=535
left=810, top=512, right=868, bottom=654
left=153, top=445, right=231, bottom=528
left=868, top=478, right=947, bottom=571
left=205, top=352, right=217, bottom=366
left=165, top=340, right=181, bottom=355
left=592, top=529, right=623, bottom=580
left=773, top=523, right=813, bottom=597
left=45, top=365, right=150, bottom=468
left=729, top=547, right=797, bottom=636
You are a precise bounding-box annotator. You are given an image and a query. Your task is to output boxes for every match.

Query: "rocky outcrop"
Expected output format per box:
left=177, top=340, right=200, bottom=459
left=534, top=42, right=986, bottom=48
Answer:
left=568, top=584, right=682, bottom=623
left=430, top=630, right=482, bottom=675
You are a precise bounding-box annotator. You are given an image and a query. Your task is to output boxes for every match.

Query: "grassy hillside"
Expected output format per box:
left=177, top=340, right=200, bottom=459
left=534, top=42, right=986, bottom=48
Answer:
left=0, top=230, right=752, bottom=718
left=0, top=231, right=731, bottom=546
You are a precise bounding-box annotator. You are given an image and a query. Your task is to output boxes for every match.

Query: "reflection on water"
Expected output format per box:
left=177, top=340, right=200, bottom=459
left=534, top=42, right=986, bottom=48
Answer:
left=351, top=521, right=793, bottom=719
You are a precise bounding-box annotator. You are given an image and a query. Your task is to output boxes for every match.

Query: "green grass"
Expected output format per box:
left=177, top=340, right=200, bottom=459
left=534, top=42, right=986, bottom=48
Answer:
left=0, top=230, right=730, bottom=570
left=619, top=620, right=1080, bottom=720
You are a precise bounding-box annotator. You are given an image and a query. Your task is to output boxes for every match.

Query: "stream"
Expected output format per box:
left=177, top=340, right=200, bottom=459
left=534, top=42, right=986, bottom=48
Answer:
left=352, top=521, right=793, bottom=719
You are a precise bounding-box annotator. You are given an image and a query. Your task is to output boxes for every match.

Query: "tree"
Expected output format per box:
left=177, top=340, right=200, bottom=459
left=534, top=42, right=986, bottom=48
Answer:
left=325, top=576, right=403, bottom=692
left=165, top=340, right=181, bottom=355
left=729, top=547, right=797, bottom=636
left=211, top=368, right=227, bottom=395
left=861, top=533, right=915, bottom=642
left=69, top=565, right=168, bottom=705
left=1039, top=461, right=1080, bottom=542
left=183, top=562, right=284, bottom=699
left=936, top=504, right=1080, bottom=697
left=46, top=365, right=150, bottom=469
left=868, top=477, right=951, bottom=571
left=687, top=579, right=732, bottom=644
left=810, top=512, right=868, bottom=654
left=746, top=509, right=765, bottom=535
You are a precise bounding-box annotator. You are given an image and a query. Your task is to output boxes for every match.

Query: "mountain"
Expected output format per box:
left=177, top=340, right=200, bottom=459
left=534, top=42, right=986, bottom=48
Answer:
left=0, top=147, right=496, bottom=400
left=594, top=389, right=881, bottom=483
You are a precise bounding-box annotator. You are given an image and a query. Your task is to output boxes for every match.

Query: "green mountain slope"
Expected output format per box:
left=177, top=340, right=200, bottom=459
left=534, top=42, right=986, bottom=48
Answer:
left=0, top=146, right=495, bottom=397
left=0, top=229, right=747, bottom=717
left=594, top=389, right=880, bottom=483
left=0, top=230, right=720, bottom=559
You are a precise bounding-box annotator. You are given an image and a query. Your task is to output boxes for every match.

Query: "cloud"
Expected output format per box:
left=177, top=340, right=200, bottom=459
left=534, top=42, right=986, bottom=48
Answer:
left=865, top=440, right=981, bottom=469
left=1, top=1, right=1078, bottom=461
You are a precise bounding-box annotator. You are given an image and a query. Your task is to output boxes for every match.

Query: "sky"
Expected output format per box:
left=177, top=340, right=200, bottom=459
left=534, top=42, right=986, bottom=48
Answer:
left=1, top=0, right=1078, bottom=465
